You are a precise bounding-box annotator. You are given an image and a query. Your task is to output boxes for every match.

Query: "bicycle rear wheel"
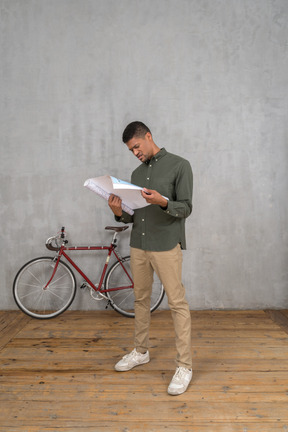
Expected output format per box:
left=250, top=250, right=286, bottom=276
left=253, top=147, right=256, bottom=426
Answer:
left=13, top=257, right=76, bottom=319
left=104, top=256, right=165, bottom=318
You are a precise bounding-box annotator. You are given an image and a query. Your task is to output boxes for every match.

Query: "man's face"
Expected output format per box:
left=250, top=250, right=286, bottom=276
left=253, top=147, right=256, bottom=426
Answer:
left=126, top=132, right=154, bottom=163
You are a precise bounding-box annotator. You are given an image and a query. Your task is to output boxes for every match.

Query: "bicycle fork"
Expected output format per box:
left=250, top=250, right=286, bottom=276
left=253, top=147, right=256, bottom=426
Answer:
left=43, top=255, right=62, bottom=290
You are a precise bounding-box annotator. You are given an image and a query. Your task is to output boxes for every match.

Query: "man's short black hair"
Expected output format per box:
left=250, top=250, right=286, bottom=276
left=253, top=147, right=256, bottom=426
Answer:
left=122, top=121, right=151, bottom=143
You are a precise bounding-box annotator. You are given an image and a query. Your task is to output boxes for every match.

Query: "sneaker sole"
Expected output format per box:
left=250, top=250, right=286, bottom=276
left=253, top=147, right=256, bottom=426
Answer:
left=167, top=387, right=188, bottom=396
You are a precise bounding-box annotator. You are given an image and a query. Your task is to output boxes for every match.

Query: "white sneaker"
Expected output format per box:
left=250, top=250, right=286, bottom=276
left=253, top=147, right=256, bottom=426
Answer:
left=167, top=367, right=192, bottom=395
left=115, top=348, right=150, bottom=372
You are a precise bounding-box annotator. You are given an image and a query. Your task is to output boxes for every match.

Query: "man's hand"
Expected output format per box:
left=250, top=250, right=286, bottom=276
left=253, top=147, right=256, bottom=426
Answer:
left=108, top=194, right=123, bottom=217
left=142, top=188, right=168, bottom=208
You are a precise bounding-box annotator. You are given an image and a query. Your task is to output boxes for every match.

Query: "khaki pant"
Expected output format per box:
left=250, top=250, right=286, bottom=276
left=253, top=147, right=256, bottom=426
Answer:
left=130, top=244, right=192, bottom=369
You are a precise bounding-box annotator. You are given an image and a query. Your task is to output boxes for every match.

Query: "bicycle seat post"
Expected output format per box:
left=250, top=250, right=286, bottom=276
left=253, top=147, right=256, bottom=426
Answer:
left=104, top=225, right=129, bottom=248
left=112, top=231, right=118, bottom=247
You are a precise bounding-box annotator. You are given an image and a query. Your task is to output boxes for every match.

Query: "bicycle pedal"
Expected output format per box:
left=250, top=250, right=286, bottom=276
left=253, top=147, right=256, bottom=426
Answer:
left=80, top=282, right=88, bottom=289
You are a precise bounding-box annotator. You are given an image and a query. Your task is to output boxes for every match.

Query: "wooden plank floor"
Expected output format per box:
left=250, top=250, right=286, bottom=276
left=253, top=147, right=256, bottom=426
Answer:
left=0, top=309, right=288, bottom=431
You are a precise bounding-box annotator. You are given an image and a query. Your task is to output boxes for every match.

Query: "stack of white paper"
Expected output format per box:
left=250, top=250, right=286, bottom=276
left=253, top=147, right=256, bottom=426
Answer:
left=84, top=175, right=150, bottom=215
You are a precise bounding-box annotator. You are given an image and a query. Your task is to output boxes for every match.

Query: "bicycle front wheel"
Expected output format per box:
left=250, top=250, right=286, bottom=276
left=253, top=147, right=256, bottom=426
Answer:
left=104, top=256, right=165, bottom=318
left=13, top=257, right=76, bottom=319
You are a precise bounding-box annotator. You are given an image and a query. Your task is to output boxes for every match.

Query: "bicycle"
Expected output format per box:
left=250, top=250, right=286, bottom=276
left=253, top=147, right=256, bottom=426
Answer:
left=13, top=226, right=165, bottom=319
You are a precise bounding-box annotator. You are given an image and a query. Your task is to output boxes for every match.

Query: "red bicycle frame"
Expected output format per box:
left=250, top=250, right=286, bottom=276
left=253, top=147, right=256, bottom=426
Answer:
left=44, top=243, right=133, bottom=293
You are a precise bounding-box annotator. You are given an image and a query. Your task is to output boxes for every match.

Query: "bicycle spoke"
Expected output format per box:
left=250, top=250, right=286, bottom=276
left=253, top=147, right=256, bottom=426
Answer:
left=27, top=269, right=44, bottom=285
left=49, top=272, right=70, bottom=286
left=45, top=289, right=71, bottom=302
left=34, top=290, right=46, bottom=312
left=111, top=289, right=134, bottom=304
left=18, top=282, right=43, bottom=289
left=18, top=288, right=43, bottom=300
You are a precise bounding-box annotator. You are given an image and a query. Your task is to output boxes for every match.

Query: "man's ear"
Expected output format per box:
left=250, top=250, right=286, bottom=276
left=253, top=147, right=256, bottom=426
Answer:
left=145, top=132, right=152, bottom=141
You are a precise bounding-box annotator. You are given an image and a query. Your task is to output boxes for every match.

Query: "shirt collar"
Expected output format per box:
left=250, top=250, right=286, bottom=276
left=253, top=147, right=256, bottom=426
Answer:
left=146, top=148, right=167, bottom=164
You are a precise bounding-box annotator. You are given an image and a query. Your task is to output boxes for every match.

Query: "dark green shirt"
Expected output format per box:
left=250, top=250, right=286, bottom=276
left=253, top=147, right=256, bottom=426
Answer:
left=116, top=148, right=193, bottom=251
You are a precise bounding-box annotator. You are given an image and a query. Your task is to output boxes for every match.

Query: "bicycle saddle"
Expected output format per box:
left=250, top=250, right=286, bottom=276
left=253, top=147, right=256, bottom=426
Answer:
left=105, top=226, right=129, bottom=232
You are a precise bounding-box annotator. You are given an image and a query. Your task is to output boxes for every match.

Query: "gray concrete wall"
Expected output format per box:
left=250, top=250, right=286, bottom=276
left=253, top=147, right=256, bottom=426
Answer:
left=1, top=0, right=287, bottom=310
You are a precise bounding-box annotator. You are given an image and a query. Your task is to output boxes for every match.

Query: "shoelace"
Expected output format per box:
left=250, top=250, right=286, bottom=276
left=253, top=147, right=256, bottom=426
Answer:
left=123, top=348, right=140, bottom=360
left=173, top=367, right=189, bottom=381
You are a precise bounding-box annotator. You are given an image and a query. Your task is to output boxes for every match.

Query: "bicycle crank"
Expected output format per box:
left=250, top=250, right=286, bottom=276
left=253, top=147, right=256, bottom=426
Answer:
left=89, top=286, right=107, bottom=301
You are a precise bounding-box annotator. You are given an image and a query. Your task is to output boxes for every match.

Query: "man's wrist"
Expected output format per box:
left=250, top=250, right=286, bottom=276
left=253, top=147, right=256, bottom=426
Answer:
left=160, top=200, right=168, bottom=210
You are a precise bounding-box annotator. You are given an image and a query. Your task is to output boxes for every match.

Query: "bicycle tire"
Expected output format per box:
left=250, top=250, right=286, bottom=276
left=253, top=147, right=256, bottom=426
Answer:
left=13, top=257, right=77, bottom=319
left=104, top=256, right=165, bottom=318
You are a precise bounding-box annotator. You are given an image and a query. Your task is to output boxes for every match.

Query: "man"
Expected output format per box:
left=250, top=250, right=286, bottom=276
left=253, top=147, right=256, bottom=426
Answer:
left=108, top=121, right=193, bottom=396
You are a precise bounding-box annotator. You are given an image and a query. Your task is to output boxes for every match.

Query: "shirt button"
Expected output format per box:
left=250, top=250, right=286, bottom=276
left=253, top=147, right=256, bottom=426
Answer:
left=142, top=218, right=145, bottom=221
left=149, top=164, right=152, bottom=167
left=176, top=214, right=178, bottom=216
left=142, top=233, right=145, bottom=235
left=147, top=177, right=149, bottom=180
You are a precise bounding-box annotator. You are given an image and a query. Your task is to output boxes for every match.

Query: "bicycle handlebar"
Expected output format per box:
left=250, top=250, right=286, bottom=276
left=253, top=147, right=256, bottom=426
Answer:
left=46, top=227, right=67, bottom=251
left=46, top=236, right=62, bottom=251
